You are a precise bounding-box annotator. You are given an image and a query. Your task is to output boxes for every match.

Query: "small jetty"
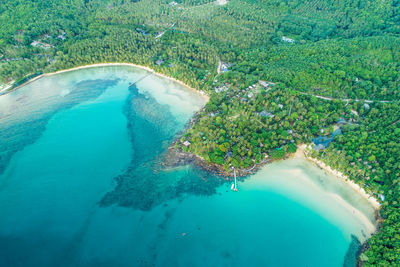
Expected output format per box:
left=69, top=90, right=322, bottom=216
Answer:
left=231, top=169, right=238, bottom=191
left=128, top=72, right=153, bottom=88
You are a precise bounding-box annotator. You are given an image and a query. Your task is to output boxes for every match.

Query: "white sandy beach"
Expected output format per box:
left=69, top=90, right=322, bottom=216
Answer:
left=2, top=63, right=379, bottom=237
left=297, top=144, right=380, bottom=210
left=2, top=63, right=210, bottom=102
left=279, top=144, right=382, bottom=240
left=47, top=63, right=210, bottom=101
left=251, top=152, right=380, bottom=241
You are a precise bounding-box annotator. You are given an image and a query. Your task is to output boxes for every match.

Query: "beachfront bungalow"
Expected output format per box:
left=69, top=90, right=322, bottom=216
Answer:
left=215, top=85, right=229, bottom=93
left=217, top=0, right=228, bottom=5
left=258, top=110, right=274, bottom=118
left=282, top=36, right=295, bottom=43
left=31, top=41, right=53, bottom=49
left=259, top=80, right=275, bottom=90
left=155, top=59, right=164, bottom=65
left=57, top=31, right=67, bottom=40
left=220, top=62, right=233, bottom=72
left=259, top=80, right=269, bottom=88
left=31, top=41, right=41, bottom=47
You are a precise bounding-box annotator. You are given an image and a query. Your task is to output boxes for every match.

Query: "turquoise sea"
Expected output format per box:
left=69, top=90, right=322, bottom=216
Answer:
left=0, top=66, right=376, bottom=267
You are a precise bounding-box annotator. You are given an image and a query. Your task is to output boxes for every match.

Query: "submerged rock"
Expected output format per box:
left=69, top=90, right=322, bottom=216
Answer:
left=343, top=235, right=362, bottom=267
left=100, top=85, right=226, bottom=210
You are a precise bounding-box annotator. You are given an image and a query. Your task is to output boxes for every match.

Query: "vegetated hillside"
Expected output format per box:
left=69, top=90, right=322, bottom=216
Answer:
left=0, top=0, right=399, bottom=265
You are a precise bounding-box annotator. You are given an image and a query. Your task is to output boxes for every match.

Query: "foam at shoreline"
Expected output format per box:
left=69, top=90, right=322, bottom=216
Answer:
left=0, top=65, right=377, bottom=266
left=244, top=152, right=378, bottom=242
left=45, top=63, right=209, bottom=101
left=298, top=145, right=380, bottom=209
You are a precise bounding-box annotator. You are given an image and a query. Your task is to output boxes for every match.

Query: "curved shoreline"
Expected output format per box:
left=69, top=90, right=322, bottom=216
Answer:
left=1, top=63, right=210, bottom=102
left=3, top=62, right=380, bottom=237
left=166, top=143, right=380, bottom=240
left=297, top=144, right=381, bottom=210
left=167, top=141, right=380, bottom=211
left=167, top=142, right=380, bottom=216
left=249, top=155, right=378, bottom=241
left=66, top=65, right=379, bottom=212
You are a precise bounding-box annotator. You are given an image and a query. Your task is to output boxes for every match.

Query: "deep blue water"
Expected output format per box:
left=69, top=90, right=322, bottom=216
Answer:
left=0, top=66, right=373, bottom=267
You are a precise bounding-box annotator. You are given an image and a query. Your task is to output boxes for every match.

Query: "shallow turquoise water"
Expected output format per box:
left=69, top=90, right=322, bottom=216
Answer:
left=0, top=66, right=373, bottom=266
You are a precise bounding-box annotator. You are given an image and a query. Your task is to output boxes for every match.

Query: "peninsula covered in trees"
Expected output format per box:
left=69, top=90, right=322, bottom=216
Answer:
left=1, top=0, right=399, bottom=265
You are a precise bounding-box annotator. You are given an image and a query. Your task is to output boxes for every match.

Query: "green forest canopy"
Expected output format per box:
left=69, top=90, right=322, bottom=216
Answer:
left=1, top=0, right=400, bottom=265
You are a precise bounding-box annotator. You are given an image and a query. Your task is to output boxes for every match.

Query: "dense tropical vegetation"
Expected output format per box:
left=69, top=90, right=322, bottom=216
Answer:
left=1, top=0, right=399, bottom=265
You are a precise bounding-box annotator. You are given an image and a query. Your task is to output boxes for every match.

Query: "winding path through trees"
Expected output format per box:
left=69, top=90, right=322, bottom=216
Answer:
left=296, top=91, right=394, bottom=104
